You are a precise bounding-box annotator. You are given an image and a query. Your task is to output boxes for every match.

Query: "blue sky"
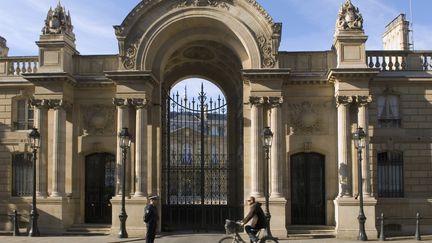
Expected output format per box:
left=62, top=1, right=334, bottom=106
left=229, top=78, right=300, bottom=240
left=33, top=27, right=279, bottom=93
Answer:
left=1, top=0, right=431, bottom=56
left=1, top=0, right=431, bottom=98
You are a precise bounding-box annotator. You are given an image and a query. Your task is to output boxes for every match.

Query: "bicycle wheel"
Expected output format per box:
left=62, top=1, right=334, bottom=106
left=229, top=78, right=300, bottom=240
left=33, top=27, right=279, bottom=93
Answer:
left=219, top=236, right=238, bottom=243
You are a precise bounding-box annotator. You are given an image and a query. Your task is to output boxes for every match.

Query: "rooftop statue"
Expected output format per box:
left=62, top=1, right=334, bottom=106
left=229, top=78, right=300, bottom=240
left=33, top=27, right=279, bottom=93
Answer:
left=336, top=0, right=363, bottom=31
left=42, top=2, right=74, bottom=37
left=0, top=36, right=6, bottom=48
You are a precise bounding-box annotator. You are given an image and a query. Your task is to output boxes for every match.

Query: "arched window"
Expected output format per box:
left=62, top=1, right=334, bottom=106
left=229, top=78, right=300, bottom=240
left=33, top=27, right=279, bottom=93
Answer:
left=377, top=151, right=404, bottom=197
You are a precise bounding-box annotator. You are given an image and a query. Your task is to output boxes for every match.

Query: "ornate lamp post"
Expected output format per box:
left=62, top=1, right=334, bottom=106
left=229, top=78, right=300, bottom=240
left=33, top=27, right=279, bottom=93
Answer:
left=261, top=126, right=278, bottom=242
left=353, top=127, right=367, bottom=241
left=28, top=128, right=41, bottom=237
left=119, top=127, right=131, bottom=238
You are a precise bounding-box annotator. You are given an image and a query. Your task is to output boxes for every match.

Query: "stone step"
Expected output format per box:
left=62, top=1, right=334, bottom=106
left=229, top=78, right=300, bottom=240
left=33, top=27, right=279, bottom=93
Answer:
left=64, top=224, right=111, bottom=236
left=287, top=225, right=336, bottom=239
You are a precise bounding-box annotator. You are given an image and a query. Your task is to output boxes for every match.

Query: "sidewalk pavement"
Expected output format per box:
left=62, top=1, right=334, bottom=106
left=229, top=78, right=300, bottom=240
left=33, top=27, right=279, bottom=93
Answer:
left=1, top=233, right=431, bottom=243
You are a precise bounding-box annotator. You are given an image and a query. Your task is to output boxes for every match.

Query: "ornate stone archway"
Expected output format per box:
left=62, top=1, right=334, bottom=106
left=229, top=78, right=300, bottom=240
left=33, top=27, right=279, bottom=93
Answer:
left=106, top=0, right=285, bottom=235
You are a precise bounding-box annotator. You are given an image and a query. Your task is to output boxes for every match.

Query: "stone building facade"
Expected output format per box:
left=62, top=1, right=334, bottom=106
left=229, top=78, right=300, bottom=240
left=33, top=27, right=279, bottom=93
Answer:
left=0, top=0, right=431, bottom=239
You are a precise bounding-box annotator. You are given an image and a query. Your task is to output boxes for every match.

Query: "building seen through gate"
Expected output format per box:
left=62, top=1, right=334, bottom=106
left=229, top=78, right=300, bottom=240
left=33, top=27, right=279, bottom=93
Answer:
left=0, top=0, right=432, bottom=239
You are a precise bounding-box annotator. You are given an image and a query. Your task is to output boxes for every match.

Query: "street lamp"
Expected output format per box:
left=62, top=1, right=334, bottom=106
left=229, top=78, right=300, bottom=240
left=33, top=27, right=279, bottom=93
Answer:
left=119, top=127, right=131, bottom=238
left=353, top=127, right=367, bottom=241
left=28, top=128, right=41, bottom=237
left=261, top=126, right=278, bottom=242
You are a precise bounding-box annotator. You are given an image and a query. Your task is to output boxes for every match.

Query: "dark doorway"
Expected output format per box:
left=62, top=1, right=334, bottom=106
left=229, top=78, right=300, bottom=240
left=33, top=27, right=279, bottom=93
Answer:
left=291, top=152, right=325, bottom=225
left=85, top=153, right=116, bottom=224
left=161, top=85, right=240, bottom=231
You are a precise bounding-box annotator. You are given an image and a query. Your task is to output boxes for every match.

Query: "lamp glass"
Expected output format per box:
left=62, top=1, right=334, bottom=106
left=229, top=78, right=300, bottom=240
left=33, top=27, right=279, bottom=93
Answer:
left=262, top=126, right=273, bottom=148
left=119, top=128, right=131, bottom=148
left=28, top=128, right=41, bottom=148
left=353, top=127, right=366, bottom=149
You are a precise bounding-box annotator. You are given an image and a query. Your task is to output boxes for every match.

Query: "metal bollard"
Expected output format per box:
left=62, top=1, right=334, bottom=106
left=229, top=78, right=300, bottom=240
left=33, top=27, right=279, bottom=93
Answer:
left=379, top=212, right=385, bottom=241
left=415, top=212, right=421, bottom=241
left=8, top=210, right=21, bottom=236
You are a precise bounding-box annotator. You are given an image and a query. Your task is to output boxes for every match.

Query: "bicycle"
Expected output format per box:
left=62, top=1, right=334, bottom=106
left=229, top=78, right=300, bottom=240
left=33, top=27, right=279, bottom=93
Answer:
left=219, top=219, right=278, bottom=243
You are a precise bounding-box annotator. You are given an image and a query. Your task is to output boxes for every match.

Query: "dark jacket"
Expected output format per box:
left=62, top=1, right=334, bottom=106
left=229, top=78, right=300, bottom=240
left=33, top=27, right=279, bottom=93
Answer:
left=242, top=202, right=267, bottom=229
left=144, top=204, right=158, bottom=224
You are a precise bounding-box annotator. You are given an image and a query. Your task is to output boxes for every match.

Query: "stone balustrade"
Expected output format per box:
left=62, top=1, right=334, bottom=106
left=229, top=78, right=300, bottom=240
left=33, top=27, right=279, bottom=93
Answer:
left=366, top=51, right=432, bottom=71
left=0, top=56, right=39, bottom=76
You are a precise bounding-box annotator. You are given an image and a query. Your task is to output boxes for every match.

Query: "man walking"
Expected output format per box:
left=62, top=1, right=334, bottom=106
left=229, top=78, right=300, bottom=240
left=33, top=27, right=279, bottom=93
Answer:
left=144, top=195, right=158, bottom=243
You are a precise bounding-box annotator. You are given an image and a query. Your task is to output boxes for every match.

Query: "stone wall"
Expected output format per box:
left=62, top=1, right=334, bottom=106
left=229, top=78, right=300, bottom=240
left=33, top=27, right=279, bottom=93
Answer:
left=369, top=82, right=432, bottom=235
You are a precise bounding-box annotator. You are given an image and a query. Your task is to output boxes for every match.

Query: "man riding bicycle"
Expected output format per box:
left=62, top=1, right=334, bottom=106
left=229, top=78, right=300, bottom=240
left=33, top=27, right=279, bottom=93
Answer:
left=240, top=196, right=267, bottom=243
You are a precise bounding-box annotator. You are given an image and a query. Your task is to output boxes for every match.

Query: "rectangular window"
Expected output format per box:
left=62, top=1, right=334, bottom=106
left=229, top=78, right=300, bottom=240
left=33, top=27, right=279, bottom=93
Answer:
left=377, top=95, right=401, bottom=128
left=12, top=153, right=33, bottom=197
left=377, top=151, right=404, bottom=198
left=14, top=99, right=34, bottom=130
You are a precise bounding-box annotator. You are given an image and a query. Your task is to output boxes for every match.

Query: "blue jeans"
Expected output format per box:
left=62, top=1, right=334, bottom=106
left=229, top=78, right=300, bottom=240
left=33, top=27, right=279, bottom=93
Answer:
left=245, top=225, right=259, bottom=243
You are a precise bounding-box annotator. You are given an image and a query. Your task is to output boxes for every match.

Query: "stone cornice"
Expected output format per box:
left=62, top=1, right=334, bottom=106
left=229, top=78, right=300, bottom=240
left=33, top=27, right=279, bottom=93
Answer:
left=327, top=68, right=380, bottom=83
left=242, top=69, right=291, bottom=80
left=105, top=70, right=158, bottom=85
left=22, top=72, right=77, bottom=86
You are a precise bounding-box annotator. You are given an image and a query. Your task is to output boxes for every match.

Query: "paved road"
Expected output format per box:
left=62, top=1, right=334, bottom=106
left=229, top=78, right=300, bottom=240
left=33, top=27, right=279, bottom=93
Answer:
left=0, top=234, right=430, bottom=243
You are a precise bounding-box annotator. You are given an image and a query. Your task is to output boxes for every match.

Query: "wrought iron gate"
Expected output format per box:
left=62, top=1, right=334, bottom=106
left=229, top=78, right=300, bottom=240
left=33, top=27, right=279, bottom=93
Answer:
left=162, top=85, right=237, bottom=231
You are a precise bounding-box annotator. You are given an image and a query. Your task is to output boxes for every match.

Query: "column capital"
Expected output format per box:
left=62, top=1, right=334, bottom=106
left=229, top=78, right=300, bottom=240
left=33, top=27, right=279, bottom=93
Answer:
left=113, top=98, right=129, bottom=107
left=48, top=99, right=71, bottom=110
left=336, top=95, right=353, bottom=107
left=268, top=96, right=284, bottom=108
left=30, top=99, right=50, bottom=109
left=130, top=98, right=149, bottom=109
left=356, top=95, right=372, bottom=107
left=249, top=96, right=265, bottom=106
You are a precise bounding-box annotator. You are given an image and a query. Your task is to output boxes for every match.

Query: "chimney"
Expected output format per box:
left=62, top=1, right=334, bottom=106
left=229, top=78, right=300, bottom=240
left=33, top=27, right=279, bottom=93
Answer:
left=383, top=14, right=410, bottom=50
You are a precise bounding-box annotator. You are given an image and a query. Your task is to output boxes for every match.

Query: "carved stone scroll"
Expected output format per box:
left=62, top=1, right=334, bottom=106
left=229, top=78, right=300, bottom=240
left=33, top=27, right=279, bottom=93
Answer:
left=356, top=95, right=372, bottom=107
left=42, top=2, right=74, bottom=37
left=336, top=0, right=364, bottom=31
left=249, top=96, right=265, bottom=106
left=336, top=95, right=353, bottom=107
left=288, top=101, right=330, bottom=135
left=81, top=105, right=116, bottom=136
left=170, top=0, right=234, bottom=10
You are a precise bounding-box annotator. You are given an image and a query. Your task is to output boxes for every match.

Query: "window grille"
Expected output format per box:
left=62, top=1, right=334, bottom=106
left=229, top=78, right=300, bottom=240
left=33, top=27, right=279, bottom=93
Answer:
left=377, top=151, right=404, bottom=198
left=12, top=153, right=33, bottom=197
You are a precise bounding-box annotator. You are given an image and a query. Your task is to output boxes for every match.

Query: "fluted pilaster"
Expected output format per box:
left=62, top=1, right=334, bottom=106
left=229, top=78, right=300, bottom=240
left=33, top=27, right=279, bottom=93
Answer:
left=336, top=95, right=353, bottom=197
left=31, top=99, right=49, bottom=197
left=250, top=96, right=265, bottom=197
left=357, top=95, right=372, bottom=197
left=48, top=99, right=69, bottom=197
left=113, top=98, right=130, bottom=195
left=130, top=98, right=149, bottom=197
left=269, top=97, right=284, bottom=198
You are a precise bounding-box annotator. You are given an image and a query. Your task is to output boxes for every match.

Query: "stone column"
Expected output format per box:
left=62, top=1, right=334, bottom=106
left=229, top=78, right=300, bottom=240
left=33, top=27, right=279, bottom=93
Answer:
left=31, top=99, right=49, bottom=197
left=250, top=96, right=265, bottom=197
left=357, top=96, right=372, bottom=196
left=269, top=97, right=284, bottom=198
left=336, top=96, right=353, bottom=197
left=49, top=99, right=67, bottom=197
left=131, top=98, right=148, bottom=197
left=113, top=98, right=129, bottom=195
